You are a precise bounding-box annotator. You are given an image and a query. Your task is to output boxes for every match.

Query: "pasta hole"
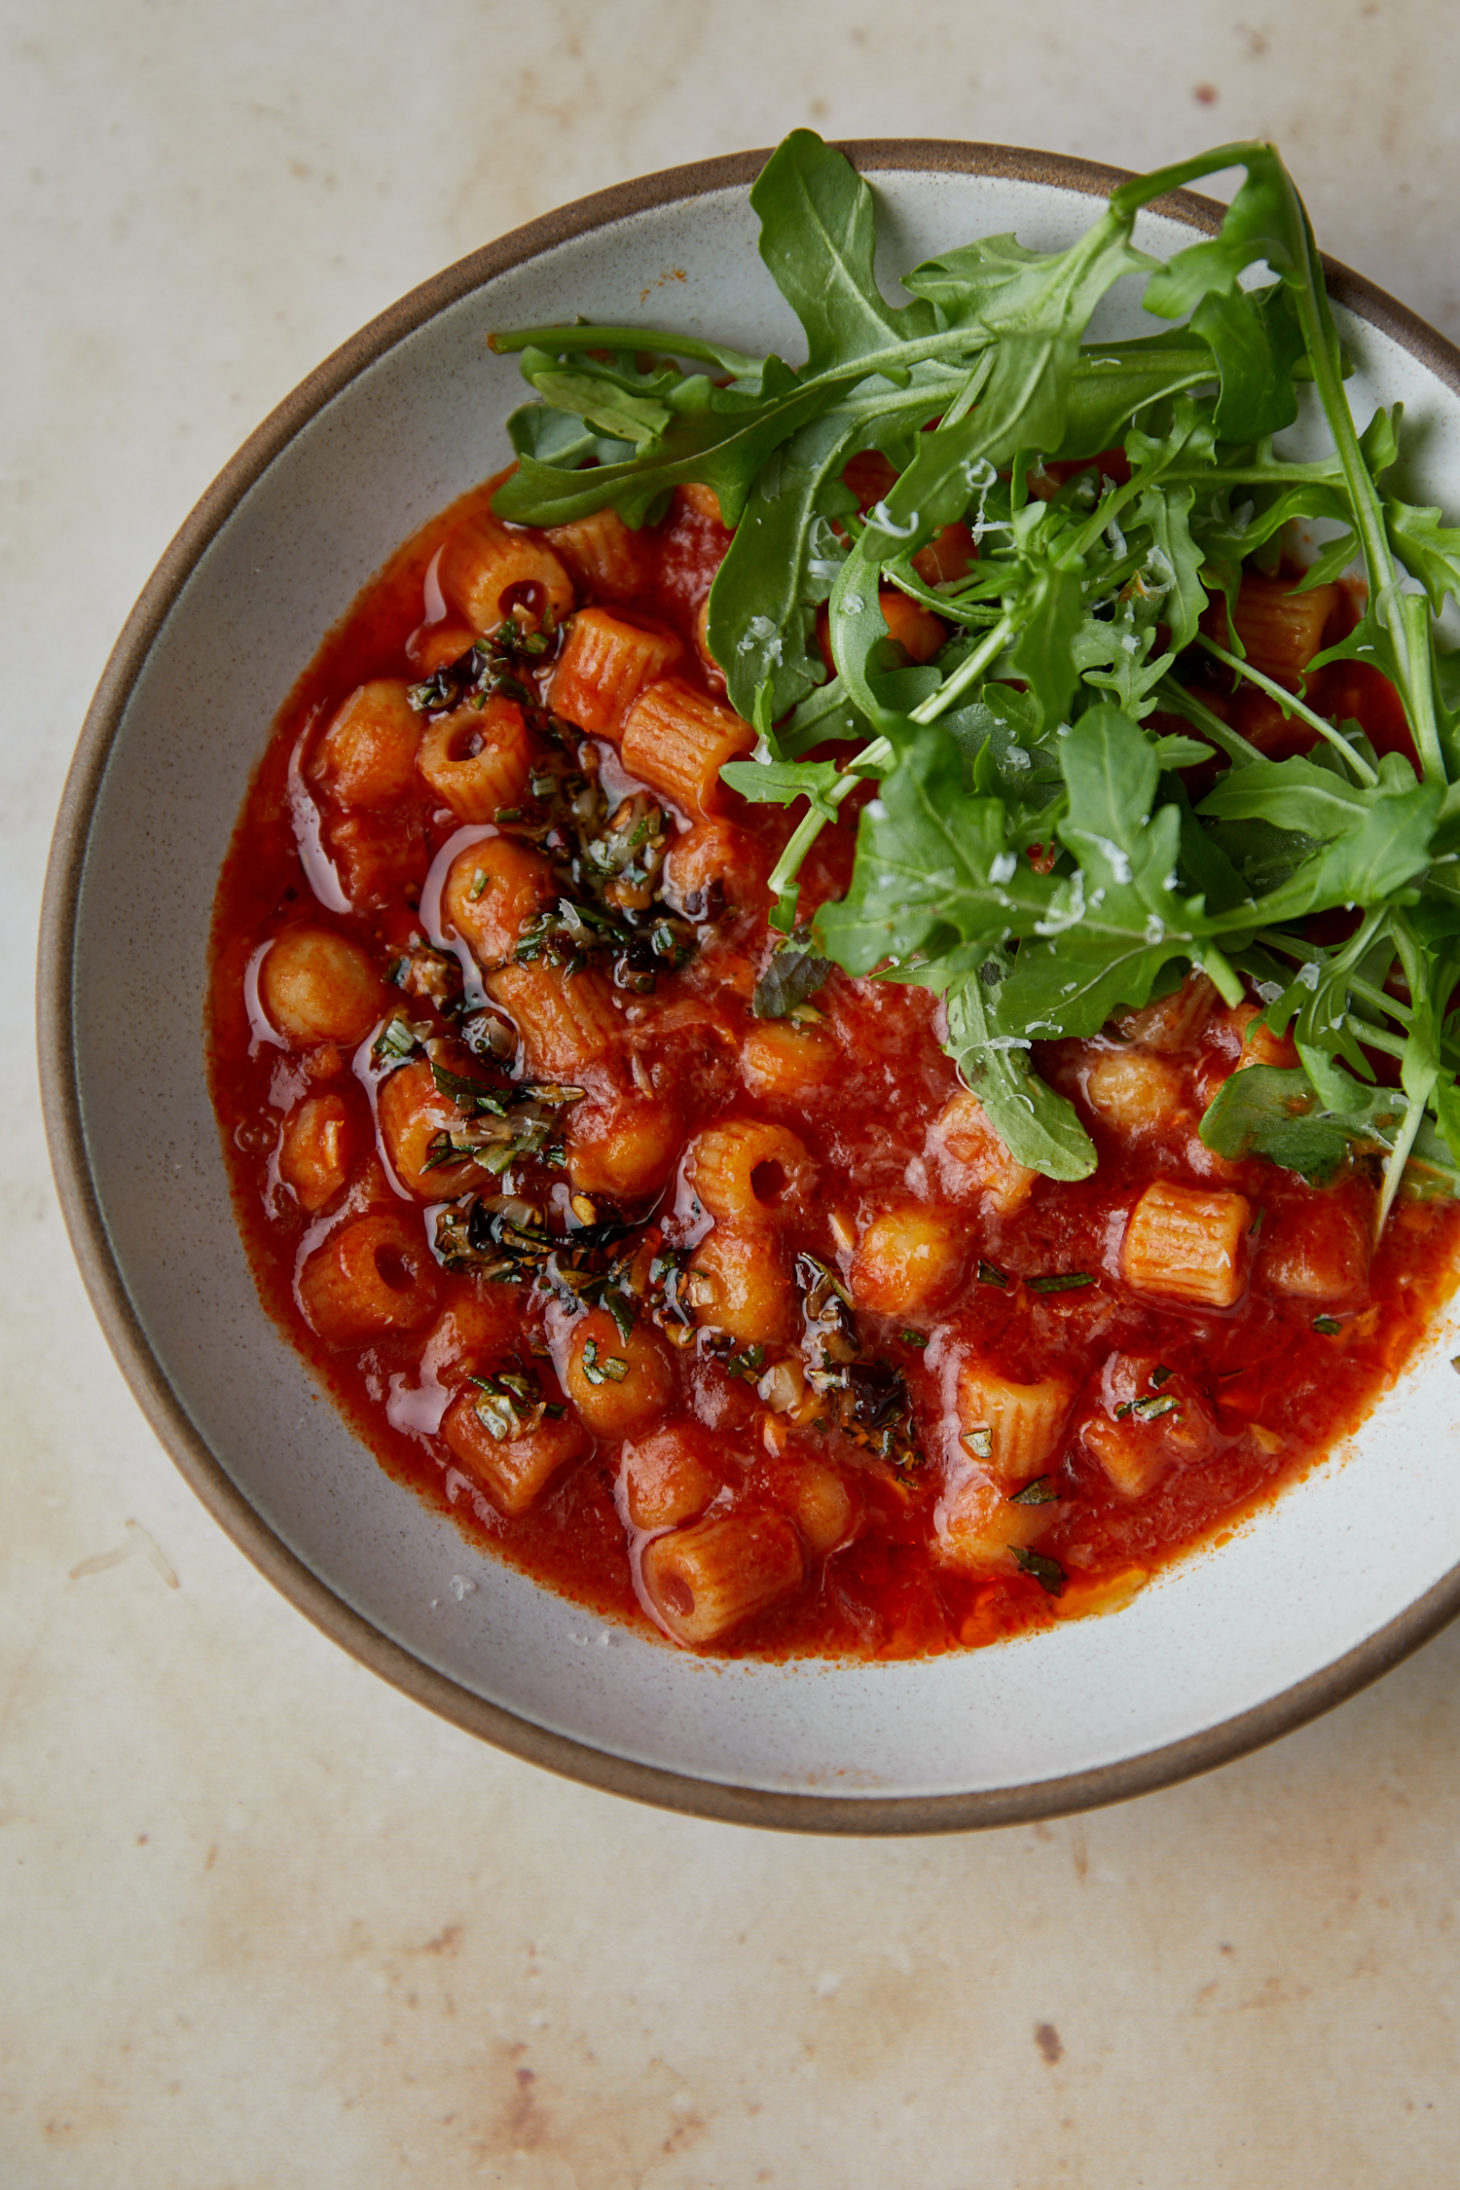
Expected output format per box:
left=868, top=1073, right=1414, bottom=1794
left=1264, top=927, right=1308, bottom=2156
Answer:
left=659, top=1571, right=694, bottom=1620
left=445, top=721, right=483, bottom=764
left=373, top=1244, right=416, bottom=1294
left=498, top=578, right=547, bottom=628
left=751, top=1159, right=790, bottom=1206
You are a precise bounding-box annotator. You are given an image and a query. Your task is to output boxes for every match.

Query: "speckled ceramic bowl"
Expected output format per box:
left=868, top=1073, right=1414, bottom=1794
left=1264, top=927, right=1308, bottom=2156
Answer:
left=39, top=143, right=1460, bottom=1832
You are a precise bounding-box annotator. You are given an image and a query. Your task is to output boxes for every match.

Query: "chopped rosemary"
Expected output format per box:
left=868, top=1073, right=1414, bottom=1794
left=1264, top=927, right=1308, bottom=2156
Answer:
left=580, top=1336, right=629, bottom=1385
left=1013, top=1547, right=1065, bottom=1598
left=1009, top=1475, right=1059, bottom=1506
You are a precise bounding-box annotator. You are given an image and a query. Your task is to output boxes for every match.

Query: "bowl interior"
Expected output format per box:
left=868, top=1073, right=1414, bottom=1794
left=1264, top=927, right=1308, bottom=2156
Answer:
left=46, top=152, right=1460, bottom=1828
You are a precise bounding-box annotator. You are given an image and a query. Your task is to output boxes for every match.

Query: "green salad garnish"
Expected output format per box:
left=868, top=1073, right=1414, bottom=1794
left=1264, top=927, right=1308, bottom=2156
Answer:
left=492, top=131, right=1460, bottom=1227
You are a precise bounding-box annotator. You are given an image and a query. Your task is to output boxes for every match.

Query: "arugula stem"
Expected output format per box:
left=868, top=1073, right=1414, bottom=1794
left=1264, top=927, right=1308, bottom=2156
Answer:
left=1276, top=169, right=1448, bottom=784
left=1378, top=1078, right=1433, bottom=1232
left=909, top=617, right=1015, bottom=725
left=1153, top=677, right=1264, bottom=768
left=1343, top=1016, right=1407, bottom=1061
left=1200, top=945, right=1246, bottom=1006
left=765, top=735, right=893, bottom=924
left=1195, top=634, right=1379, bottom=785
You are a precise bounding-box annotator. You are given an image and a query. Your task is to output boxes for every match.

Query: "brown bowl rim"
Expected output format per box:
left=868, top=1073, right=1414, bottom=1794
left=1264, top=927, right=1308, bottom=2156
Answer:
left=37, top=138, right=1460, bottom=1835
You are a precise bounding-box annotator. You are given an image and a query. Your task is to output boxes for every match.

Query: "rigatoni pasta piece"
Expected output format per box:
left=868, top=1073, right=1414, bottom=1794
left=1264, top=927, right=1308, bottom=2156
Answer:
left=619, top=676, right=755, bottom=817
left=687, top=1118, right=814, bottom=1225
left=562, top=1309, right=675, bottom=1436
left=278, top=1092, right=353, bottom=1212
left=486, top=960, right=620, bottom=1074
left=689, top=1222, right=796, bottom=1346
left=260, top=928, right=384, bottom=1046
left=850, top=1204, right=965, bottom=1314
left=641, top=1510, right=804, bottom=1645
left=545, top=509, right=651, bottom=597
left=440, top=1387, right=586, bottom=1517
left=416, top=696, right=533, bottom=822
left=1231, top=571, right=1340, bottom=687
left=309, top=679, right=422, bottom=808
left=438, top=512, right=574, bottom=634
left=956, top=1359, right=1073, bottom=1481
left=297, top=1211, right=438, bottom=1344
left=441, top=837, right=556, bottom=969
left=547, top=608, right=683, bottom=740
left=1121, top=1180, right=1253, bottom=1308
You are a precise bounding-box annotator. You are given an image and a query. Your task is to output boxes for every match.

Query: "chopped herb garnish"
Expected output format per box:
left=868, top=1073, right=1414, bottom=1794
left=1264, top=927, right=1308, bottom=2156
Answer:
left=1130, top=1393, right=1181, bottom=1422
left=1013, top=1547, right=1065, bottom=1598
left=430, top=1059, right=509, bottom=1113
left=962, top=1426, right=994, bottom=1460
left=1150, top=1364, right=1174, bottom=1388
left=467, top=1367, right=547, bottom=1442
left=1313, top=1315, right=1344, bottom=1336
left=901, top=1329, right=929, bottom=1348
left=1009, top=1475, right=1059, bottom=1506
left=1026, top=1272, right=1095, bottom=1295
left=976, top=1260, right=1010, bottom=1289
left=371, top=1015, right=423, bottom=1065
left=580, top=1336, right=629, bottom=1385
left=752, top=933, right=833, bottom=1019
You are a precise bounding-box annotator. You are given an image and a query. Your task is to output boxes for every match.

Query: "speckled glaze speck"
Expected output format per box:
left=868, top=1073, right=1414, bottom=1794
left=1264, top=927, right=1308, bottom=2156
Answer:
left=37, top=143, right=1460, bottom=1832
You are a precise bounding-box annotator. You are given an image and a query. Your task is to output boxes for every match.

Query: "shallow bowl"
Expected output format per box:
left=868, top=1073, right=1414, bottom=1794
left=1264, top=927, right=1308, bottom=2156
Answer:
left=39, top=141, right=1460, bottom=1832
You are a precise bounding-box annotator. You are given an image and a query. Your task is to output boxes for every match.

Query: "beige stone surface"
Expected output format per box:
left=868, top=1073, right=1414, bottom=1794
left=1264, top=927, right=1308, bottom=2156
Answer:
left=7, top=1, right=1460, bottom=2181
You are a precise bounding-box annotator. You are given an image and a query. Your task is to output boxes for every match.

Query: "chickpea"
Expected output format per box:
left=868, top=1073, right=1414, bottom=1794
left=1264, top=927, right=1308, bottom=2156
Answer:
left=260, top=928, right=383, bottom=1046
left=563, top=1093, right=682, bottom=1200
left=562, top=1309, right=676, bottom=1437
left=851, top=1203, right=966, bottom=1315
left=440, top=836, right=555, bottom=969
left=689, top=1223, right=796, bottom=1347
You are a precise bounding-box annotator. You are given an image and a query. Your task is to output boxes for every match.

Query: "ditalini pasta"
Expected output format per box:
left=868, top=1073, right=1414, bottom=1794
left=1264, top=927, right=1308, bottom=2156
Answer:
left=209, top=131, right=1460, bottom=1658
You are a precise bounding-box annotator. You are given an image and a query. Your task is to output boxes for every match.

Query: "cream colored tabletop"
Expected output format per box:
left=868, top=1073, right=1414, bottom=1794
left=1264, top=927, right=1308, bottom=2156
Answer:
left=9, top=3, right=1460, bottom=2182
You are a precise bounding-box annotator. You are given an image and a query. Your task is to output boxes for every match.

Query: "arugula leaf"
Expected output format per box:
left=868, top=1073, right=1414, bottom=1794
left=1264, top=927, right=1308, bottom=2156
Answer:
left=943, top=963, right=1096, bottom=1181
left=813, top=724, right=1056, bottom=973
left=752, top=939, right=832, bottom=1018
left=490, top=131, right=1460, bottom=1211
left=752, top=129, right=935, bottom=371
left=1199, top=1059, right=1460, bottom=1194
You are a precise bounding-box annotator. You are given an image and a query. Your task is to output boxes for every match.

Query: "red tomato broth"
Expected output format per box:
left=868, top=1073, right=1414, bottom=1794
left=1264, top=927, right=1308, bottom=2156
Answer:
left=207, top=473, right=1460, bottom=1661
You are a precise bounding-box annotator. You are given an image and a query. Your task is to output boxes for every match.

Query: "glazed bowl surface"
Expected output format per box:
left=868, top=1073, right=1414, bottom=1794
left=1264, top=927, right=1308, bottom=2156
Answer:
left=40, top=142, right=1460, bottom=1832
